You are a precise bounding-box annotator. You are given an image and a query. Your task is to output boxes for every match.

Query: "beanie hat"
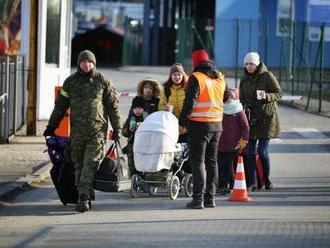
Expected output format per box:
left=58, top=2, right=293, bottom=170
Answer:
left=228, top=88, right=239, bottom=100
left=132, top=97, right=145, bottom=109
left=170, top=63, right=185, bottom=75
left=244, top=52, right=260, bottom=66
left=77, top=50, right=97, bottom=66
left=192, top=50, right=210, bottom=67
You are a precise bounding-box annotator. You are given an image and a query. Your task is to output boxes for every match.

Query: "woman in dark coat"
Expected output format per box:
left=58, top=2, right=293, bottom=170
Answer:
left=239, top=52, right=283, bottom=191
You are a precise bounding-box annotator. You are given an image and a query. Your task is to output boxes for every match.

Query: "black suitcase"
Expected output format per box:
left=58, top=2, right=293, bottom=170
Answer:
left=94, top=141, right=131, bottom=192
left=46, top=136, right=78, bottom=205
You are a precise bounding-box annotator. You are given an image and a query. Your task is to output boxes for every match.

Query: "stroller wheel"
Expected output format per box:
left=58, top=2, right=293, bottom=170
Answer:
left=182, top=174, right=193, bottom=197
left=168, top=176, right=180, bottom=200
left=148, top=186, right=158, bottom=196
left=130, top=174, right=142, bottom=198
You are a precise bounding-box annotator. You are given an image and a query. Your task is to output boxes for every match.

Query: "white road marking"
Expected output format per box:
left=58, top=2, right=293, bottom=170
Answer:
left=292, top=128, right=329, bottom=139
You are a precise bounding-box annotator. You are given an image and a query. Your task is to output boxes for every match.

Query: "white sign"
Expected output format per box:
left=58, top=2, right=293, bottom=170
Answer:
left=308, top=0, right=330, bottom=41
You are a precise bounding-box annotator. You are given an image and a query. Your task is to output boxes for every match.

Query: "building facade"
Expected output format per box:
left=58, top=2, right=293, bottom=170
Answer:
left=21, top=0, right=72, bottom=120
left=214, top=0, right=330, bottom=69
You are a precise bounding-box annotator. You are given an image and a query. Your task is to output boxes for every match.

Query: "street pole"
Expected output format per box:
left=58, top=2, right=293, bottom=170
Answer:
left=142, top=0, right=150, bottom=65
left=26, top=0, right=38, bottom=136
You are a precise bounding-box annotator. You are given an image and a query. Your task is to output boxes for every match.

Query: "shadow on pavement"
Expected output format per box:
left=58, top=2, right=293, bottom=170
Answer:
left=1, top=183, right=330, bottom=217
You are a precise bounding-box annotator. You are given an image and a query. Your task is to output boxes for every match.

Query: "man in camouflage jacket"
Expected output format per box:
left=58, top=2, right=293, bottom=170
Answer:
left=43, top=50, right=121, bottom=212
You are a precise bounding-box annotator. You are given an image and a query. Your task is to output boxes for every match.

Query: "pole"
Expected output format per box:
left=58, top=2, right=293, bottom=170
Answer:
left=318, top=24, right=324, bottom=113
left=264, top=20, right=268, bottom=65
left=142, top=0, right=150, bottom=65
left=235, top=19, right=239, bottom=88
left=26, top=0, right=38, bottom=135
left=291, top=22, right=295, bottom=95
left=152, top=0, right=160, bottom=65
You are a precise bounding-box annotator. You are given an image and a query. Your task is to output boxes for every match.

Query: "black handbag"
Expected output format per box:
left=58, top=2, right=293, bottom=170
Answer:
left=94, top=141, right=131, bottom=192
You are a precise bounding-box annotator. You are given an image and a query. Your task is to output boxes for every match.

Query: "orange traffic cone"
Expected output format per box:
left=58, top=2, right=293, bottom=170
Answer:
left=227, top=156, right=252, bottom=202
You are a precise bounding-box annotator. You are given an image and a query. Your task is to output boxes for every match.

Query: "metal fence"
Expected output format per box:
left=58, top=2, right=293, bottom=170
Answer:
left=175, top=18, right=330, bottom=114
left=0, top=55, right=27, bottom=143
left=121, top=18, right=330, bottom=113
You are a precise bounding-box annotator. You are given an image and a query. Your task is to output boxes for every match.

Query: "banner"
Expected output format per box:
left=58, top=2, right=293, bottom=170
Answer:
left=0, top=0, right=21, bottom=56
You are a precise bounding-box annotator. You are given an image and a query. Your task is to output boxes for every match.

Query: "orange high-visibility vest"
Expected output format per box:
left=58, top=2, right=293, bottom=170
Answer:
left=188, top=72, right=225, bottom=122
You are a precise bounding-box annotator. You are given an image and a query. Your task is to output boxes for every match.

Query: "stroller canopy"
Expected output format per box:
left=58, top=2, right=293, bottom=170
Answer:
left=134, top=111, right=179, bottom=154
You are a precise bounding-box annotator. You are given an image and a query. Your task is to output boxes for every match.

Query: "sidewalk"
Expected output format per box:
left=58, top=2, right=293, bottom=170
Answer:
left=0, top=121, right=51, bottom=201
left=280, top=95, right=330, bottom=118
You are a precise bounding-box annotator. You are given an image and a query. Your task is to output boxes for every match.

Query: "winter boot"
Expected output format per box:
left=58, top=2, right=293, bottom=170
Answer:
left=265, top=179, right=273, bottom=190
left=75, top=194, right=89, bottom=213
left=204, top=198, right=216, bottom=208
left=186, top=198, right=204, bottom=209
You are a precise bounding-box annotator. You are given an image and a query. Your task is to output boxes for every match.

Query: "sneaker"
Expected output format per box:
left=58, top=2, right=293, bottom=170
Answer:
left=204, top=199, right=216, bottom=208
left=186, top=200, right=204, bottom=209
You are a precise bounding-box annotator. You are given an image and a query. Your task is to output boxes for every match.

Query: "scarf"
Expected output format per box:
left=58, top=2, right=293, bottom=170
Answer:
left=224, top=100, right=243, bottom=115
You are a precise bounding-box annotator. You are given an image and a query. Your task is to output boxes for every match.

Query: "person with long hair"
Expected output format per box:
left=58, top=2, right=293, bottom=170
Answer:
left=159, top=63, right=188, bottom=142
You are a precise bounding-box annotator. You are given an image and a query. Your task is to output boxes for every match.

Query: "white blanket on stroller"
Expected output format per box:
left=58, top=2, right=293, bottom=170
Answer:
left=133, top=111, right=179, bottom=172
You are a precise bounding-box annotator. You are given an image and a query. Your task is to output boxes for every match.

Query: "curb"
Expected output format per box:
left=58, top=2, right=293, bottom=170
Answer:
left=0, top=162, right=52, bottom=202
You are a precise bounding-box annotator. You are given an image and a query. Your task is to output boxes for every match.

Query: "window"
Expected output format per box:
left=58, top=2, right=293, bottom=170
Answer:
left=45, top=0, right=61, bottom=66
left=276, top=0, right=294, bottom=36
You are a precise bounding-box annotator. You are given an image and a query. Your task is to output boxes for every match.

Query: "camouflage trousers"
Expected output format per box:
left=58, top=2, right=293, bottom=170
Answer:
left=126, top=144, right=138, bottom=176
left=71, top=137, right=105, bottom=197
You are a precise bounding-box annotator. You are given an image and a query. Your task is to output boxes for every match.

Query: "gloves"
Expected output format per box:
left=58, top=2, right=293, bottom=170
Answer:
left=112, top=130, right=121, bottom=142
left=234, top=139, right=248, bottom=153
left=179, top=126, right=187, bottom=135
left=43, top=125, right=55, bottom=137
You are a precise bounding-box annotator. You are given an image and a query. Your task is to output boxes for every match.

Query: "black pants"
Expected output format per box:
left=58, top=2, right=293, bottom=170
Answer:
left=217, top=151, right=236, bottom=189
left=188, top=127, right=221, bottom=201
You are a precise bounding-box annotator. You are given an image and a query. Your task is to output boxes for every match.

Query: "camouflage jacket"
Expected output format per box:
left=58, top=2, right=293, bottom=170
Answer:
left=48, top=69, right=121, bottom=139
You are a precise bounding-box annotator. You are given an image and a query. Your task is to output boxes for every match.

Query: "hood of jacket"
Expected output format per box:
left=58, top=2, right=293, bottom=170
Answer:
left=193, top=61, right=221, bottom=79
left=137, top=78, right=161, bottom=97
left=242, top=61, right=268, bottom=81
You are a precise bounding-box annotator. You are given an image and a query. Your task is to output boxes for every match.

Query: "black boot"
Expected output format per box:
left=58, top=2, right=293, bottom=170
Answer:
left=75, top=194, right=89, bottom=213
left=265, top=179, right=273, bottom=190
left=90, top=189, right=95, bottom=201
left=247, top=183, right=258, bottom=192
left=219, top=187, right=230, bottom=196
left=204, top=198, right=216, bottom=208
left=186, top=199, right=204, bottom=209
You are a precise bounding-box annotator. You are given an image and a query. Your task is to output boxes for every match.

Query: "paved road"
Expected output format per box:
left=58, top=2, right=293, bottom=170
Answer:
left=0, top=68, right=330, bottom=247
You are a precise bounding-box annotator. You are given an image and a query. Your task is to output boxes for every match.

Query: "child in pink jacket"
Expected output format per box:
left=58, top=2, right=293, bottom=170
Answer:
left=217, top=88, right=249, bottom=195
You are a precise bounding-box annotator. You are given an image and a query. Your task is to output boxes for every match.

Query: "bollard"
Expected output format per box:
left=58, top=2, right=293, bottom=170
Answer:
left=54, top=86, right=70, bottom=137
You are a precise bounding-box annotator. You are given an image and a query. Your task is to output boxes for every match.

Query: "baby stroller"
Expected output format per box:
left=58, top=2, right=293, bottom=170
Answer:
left=130, top=111, right=192, bottom=200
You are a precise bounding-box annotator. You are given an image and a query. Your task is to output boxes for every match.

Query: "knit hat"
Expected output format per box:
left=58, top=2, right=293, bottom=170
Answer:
left=132, top=97, right=144, bottom=109
left=244, top=52, right=260, bottom=66
left=170, top=63, right=185, bottom=75
left=192, top=50, right=210, bottom=67
left=228, top=88, right=239, bottom=100
left=77, top=50, right=96, bottom=65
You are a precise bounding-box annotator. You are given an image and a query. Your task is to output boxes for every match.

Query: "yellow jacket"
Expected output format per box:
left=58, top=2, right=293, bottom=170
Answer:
left=158, top=83, right=185, bottom=118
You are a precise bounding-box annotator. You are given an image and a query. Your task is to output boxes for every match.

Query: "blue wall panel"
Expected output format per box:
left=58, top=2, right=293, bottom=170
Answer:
left=214, top=0, right=329, bottom=68
left=215, top=0, right=260, bottom=68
